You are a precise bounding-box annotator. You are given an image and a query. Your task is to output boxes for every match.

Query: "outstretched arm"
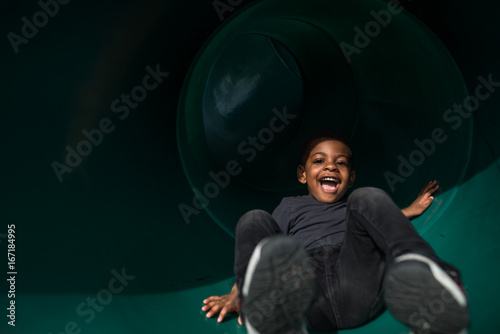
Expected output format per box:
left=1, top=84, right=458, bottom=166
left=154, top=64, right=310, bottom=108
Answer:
left=401, top=180, right=439, bottom=219
left=202, top=283, right=243, bottom=325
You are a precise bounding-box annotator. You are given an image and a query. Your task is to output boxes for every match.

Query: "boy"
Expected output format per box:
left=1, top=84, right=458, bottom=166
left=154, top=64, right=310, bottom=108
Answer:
left=202, top=130, right=469, bottom=333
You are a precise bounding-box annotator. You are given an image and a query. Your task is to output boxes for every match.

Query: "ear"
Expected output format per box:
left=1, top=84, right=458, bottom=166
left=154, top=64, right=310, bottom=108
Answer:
left=348, top=170, right=356, bottom=188
left=297, top=165, right=307, bottom=184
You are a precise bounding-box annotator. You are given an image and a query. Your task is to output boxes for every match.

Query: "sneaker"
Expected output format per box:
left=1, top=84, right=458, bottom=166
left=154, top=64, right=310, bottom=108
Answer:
left=384, top=253, right=470, bottom=334
left=241, top=236, right=317, bottom=334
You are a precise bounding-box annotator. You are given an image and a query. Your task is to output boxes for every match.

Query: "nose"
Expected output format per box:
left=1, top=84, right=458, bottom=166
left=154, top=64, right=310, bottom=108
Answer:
left=324, top=162, right=338, bottom=172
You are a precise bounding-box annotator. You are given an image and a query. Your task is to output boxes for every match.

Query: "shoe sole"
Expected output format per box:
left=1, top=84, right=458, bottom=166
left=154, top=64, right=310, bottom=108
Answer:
left=242, top=236, right=316, bottom=334
left=384, top=253, right=469, bottom=334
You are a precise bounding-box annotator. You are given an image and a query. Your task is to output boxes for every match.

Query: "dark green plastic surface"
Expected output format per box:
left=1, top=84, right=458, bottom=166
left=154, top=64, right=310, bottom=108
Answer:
left=0, top=0, right=499, bottom=333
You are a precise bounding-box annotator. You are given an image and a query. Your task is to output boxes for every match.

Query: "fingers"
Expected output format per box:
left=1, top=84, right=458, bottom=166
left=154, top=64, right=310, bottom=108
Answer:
left=218, top=307, right=229, bottom=322
left=202, top=297, right=224, bottom=318
left=204, top=303, right=222, bottom=318
left=201, top=303, right=213, bottom=312
left=429, top=181, right=439, bottom=193
left=201, top=294, right=240, bottom=323
left=423, top=180, right=434, bottom=192
left=427, top=180, right=438, bottom=190
left=202, top=299, right=218, bottom=313
left=203, top=296, right=220, bottom=304
left=202, top=304, right=231, bottom=322
left=238, top=314, right=243, bottom=325
left=425, top=183, right=439, bottom=198
left=420, top=180, right=439, bottom=196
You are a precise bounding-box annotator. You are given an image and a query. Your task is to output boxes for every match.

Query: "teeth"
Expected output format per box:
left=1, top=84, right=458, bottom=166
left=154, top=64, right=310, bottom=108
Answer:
left=321, top=177, right=337, bottom=182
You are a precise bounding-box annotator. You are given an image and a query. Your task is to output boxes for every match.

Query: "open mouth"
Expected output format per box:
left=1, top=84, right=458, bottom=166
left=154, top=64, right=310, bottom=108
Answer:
left=319, top=177, right=340, bottom=193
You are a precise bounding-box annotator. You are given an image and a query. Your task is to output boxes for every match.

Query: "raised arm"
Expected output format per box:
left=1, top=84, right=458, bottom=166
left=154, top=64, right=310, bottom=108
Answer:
left=401, top=180, right=439, bottom=219
left=202, top=283, right=242, bottom=324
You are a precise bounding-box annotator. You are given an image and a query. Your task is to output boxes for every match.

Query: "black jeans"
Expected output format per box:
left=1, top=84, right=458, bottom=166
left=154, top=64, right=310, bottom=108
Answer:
left=234, top=187, right=439, bottom=331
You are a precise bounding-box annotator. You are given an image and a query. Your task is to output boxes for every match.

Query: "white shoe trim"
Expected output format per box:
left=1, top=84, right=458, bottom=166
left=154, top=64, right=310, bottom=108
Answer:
left=242, top=240, right=267, bottom=334
left=394, top=253, right=467, bottom=308
left=246, top=319, right=308, bottom=334
left=409, top=330, right=468, bottom=334
left=242, top=238, right=310, bottom=334
left=242, top=238, right=268, bottom=297
left=246, top=319, right=260, bottom=334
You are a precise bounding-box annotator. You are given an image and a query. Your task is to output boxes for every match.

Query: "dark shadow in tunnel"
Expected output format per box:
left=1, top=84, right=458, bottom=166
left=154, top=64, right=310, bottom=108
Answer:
left=399, top=0, right=500, bottom=178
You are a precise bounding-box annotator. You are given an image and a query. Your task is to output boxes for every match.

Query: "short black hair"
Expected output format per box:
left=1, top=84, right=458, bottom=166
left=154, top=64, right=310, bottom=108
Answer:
left=299, top=129, right=354, bottom=169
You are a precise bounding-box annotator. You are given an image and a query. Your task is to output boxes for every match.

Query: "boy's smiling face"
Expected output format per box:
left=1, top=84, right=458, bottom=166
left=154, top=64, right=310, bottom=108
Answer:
left=297, top=139, right=356, bottom=204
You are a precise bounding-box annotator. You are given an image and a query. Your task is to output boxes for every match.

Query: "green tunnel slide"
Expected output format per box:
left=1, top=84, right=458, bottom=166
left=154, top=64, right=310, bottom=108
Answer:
left=0, top=0, right=499, bottom=333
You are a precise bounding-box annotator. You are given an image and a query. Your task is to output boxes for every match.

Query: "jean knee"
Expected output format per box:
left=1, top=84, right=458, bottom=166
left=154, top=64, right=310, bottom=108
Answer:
left=235, top=209, right=273, bottom=235
left=348, top=187, right=391, bottom=208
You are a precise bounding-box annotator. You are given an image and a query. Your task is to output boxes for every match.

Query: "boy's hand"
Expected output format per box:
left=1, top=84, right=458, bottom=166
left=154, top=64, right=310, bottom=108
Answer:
left=202, top=283, right=242, bottom=325
left=402, top=180, right=439, bottom=219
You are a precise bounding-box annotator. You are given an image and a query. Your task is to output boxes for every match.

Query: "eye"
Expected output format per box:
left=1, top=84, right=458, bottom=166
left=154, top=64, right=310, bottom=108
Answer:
left=336, top=161, right=348, bottom=167
left=313, top=159, right=324, bottom=164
